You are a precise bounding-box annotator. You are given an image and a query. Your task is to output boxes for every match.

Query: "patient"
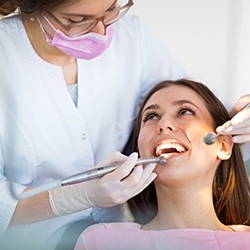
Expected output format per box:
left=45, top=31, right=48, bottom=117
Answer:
left=75, top=79, right=250, bottom=250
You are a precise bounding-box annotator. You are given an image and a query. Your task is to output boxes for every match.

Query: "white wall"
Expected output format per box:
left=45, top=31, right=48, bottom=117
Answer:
left=130, top=0, right=250, bottom=104
left=2, top=1, right=249, bottom=102
left=1, top=2, right=250, bottom=170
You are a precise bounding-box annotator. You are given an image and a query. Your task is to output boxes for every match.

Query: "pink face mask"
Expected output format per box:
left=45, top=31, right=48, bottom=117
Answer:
left=38, top=17, right=115, bottom=60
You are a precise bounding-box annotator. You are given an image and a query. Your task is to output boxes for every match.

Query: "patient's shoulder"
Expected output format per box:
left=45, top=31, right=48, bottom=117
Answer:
left=230, top=224, right=250, bottom=232
left=75, top=222, right=141, bottom=250
left=83, top=222, right=141, bottom=234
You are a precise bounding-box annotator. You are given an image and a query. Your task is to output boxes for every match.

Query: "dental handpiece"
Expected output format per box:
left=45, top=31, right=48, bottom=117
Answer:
left=14, top=157, right=166, bottom=200
left=204, top=103, right=250, bottom=145
left=60, top=156, right=166, bottom=186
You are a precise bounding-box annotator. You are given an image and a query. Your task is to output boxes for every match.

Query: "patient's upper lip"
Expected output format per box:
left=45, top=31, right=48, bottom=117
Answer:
left=152, top=139, right=188, bottom=157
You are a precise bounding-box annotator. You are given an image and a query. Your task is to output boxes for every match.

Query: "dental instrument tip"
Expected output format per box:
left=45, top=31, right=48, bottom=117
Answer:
left=203, top=132, right=217, bottom=145
left=159, top=156, right=167, bottom=165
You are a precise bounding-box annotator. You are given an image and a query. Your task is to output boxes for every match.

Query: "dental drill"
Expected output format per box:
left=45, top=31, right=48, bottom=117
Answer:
left=11, top=156, right=166, bottom=200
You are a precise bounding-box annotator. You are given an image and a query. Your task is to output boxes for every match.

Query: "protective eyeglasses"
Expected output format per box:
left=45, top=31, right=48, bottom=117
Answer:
left=46, top=0, right=134, bottom=37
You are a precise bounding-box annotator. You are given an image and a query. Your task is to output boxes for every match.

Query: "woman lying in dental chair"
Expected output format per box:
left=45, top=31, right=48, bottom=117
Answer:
left=75, top=79, right=250, bottom=250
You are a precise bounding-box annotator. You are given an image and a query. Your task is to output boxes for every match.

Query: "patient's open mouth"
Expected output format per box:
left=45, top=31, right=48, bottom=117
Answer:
left=154, top=142, right=188, bottom=157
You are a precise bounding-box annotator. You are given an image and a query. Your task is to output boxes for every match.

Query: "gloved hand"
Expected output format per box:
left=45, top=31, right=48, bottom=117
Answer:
left=49, top=151, right=157, bottom=216
left=216, top=94, right=250, bottom=143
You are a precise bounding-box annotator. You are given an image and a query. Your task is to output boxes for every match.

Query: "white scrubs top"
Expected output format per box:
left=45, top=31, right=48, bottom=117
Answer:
left=0, top=14, right=185, bottom=249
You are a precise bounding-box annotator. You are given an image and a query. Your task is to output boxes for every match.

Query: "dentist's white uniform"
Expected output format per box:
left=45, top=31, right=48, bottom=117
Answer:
left=0, top=15, right=185, bottom=249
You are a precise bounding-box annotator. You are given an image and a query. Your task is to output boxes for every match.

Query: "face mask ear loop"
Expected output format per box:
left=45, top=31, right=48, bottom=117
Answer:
left=42, top=14, right=57, bottom=32
left=37, top=14, right=56, bottom=41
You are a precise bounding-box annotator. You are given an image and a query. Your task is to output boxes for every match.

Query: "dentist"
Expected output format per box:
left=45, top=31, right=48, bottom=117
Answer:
left=0, top=0, right=249, bottom=249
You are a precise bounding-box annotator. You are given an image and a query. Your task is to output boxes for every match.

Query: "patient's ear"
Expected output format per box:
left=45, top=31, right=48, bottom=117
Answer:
left=217, top=135, right=233, bottom=160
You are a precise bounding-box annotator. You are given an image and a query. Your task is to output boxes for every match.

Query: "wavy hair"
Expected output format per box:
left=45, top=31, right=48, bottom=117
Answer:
left=128, top=79, right=250, bottom=226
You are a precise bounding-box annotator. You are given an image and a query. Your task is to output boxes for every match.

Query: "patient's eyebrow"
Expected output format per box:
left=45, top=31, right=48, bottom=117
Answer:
left=142, top=104, right=160, bottom=113
left=173, top=100, right=200, bottom=110
left=142, top=100, right=200, bottom=113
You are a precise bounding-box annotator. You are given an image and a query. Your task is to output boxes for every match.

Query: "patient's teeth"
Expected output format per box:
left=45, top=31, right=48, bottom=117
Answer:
left=155, top=142, right=187, bottom=156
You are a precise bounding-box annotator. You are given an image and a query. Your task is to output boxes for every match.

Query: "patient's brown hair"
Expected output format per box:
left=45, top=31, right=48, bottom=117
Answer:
left=128, top=79, right=250, bottom=226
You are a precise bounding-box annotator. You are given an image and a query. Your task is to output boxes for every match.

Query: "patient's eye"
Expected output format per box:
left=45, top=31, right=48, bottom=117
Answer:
left=177, top=105, right=196, bottom=117
left=142, top=111, right=160, bottom=123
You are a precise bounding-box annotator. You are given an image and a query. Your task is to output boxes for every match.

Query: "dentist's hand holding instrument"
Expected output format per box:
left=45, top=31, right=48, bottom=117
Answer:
left=216, top=95, right=250, bottom=144
left=204, top=100, right=250, bottom=145
left=48, top=152, right=160, bottom=216
left=12, top=152, right=163, bottom=224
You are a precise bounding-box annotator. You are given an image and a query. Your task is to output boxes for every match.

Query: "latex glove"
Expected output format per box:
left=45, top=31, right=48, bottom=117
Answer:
left=49, top=152, right=157, bottom=216
left=216, top=94, right=250, bottom=143
left=85, top=152, right=157, bottom=207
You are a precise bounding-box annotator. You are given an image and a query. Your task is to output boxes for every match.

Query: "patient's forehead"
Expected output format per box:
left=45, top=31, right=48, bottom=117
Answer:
left=145, top=85, right=205, bottom=107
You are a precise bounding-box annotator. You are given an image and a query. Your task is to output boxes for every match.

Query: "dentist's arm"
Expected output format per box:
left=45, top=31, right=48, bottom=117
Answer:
left=10, top=152, right=157, bottom=224
left=10, top=189, right=54, bottom=225
left=49, top=152, right=157, bottom=216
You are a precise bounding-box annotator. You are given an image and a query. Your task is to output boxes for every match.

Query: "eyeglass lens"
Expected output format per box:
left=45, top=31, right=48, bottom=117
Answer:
left=54, top=0, right=133, bottom=36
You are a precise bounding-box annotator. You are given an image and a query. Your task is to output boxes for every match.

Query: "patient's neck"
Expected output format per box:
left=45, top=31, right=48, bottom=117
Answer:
left=141, top=185, right=229, bottom=231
